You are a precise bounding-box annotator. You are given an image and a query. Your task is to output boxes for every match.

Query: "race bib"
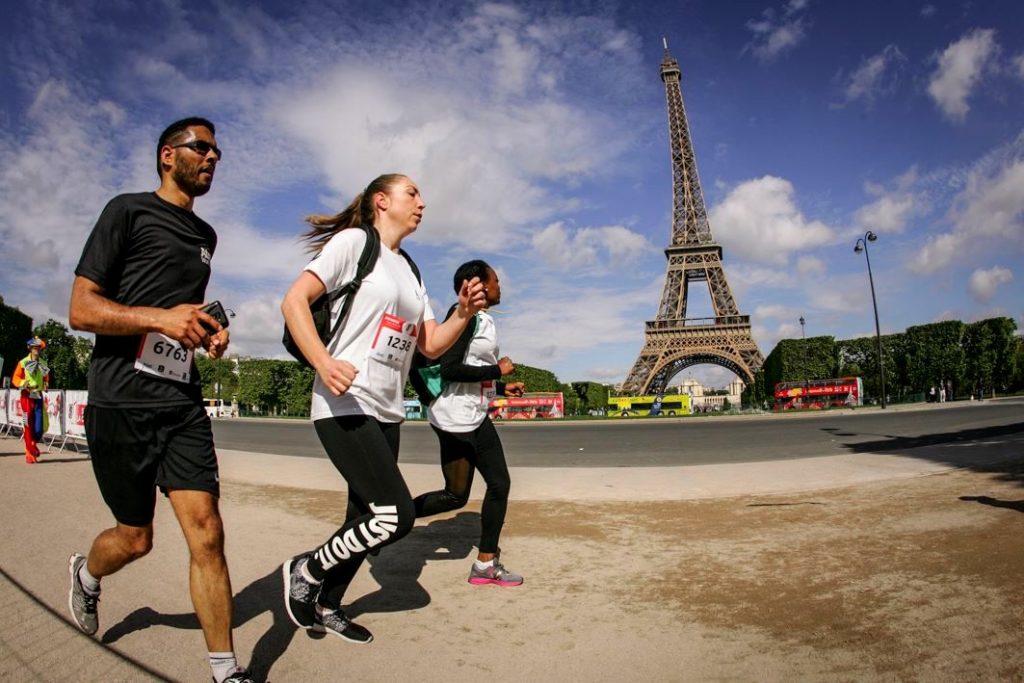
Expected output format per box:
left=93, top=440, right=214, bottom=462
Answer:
left=135, top=333, right=193, bottom=383
left=481, top=379, right=498, bottom=402
left=370, top=313, right=417, bottom=368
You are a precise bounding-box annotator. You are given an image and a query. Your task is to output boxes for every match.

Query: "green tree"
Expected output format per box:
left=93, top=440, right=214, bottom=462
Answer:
left=571, top=381, right=610, bottom=414
left=1010, top=336, right=1024, bottom=392
left=32, top=319, right=90, bottom=389
left=963, top=317, right=1017, bottom=395
left=194, top=355, right=239, bottom=401
left=505, top=364, right=561, bottom=393
left=903, top=321, right=965, bottom=398
left=0, top=296, right=33, bottom=382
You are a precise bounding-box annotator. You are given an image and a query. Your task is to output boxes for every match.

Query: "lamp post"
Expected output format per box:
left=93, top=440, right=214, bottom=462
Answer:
left=854, top=231, right=886, bottom=409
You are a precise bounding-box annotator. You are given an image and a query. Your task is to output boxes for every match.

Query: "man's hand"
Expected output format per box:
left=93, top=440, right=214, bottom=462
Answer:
left=204, top=328, right=230, bottom=359
left=158, top=304, right=219, bottom=350
left=505, top=382, right=525, bottom=397
left=316, top=357, right=359, bottom=397
left=498, top=356, right=515, bottom=376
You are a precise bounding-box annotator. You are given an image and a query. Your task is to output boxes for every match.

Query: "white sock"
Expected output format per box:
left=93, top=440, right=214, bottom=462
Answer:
left=209, top=652, right=239, bottom=683
left=474, top=559, right=494, bottom=571
left=78, top=564, right=100, bottom=595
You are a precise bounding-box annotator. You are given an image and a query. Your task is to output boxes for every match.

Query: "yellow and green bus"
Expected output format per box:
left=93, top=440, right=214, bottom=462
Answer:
left=607, top=394, right=691, bottom=417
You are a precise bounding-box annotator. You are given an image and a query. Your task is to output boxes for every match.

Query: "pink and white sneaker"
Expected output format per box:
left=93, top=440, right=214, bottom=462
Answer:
left=468, top=559, right=523, bottom=586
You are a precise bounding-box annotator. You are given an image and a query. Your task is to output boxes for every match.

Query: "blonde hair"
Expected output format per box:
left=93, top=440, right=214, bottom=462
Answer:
left=300, top=174, right=406, bottom=254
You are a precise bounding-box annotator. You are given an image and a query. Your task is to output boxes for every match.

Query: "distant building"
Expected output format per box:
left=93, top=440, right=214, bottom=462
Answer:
left=671, top=377, right=745, bottom=411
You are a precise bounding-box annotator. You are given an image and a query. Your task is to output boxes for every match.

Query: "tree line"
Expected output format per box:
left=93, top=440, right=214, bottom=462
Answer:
left=743, top=317, right=1023, bottom=407
left=9, top=298, right=1016, bottom=416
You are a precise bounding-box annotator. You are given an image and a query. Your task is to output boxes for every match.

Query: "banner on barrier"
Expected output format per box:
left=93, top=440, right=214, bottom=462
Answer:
left=0, top=389, right=7, bottom=427
left=44, top=390, right=63, bottom=438
left=9, top=389, right=25, bottom=425
left=64, top=390, right=88, bottom=439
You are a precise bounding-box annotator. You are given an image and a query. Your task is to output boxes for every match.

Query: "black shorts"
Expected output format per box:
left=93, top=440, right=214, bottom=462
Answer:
left=85, top=403, right=219, bottom=527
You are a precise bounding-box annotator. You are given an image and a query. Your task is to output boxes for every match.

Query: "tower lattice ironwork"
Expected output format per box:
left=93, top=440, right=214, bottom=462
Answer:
left=621, top=42, right=763, bottom=394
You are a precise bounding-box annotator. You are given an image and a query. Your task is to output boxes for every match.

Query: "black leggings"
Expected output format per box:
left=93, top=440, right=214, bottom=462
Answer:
left=413, top=417, right=510, bottom=554
left=306, top=415, right=415, bottom=607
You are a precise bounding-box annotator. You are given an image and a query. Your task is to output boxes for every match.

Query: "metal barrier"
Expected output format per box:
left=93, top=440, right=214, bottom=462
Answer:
left=0, top=388, right=89, bottom=455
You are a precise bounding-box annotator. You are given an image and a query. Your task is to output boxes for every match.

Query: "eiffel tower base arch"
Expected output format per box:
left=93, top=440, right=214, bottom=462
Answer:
left=621, top=320, right=763, bottom=395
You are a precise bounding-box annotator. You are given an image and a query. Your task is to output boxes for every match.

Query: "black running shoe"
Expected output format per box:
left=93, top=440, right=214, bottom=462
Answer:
left=283, top=553, right=318, bottom=629
left=313, top=606, right=374, bottom=644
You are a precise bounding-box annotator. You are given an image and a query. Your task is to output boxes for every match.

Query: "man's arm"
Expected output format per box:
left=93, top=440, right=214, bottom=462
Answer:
left=69, top=276, right=220, bottom=350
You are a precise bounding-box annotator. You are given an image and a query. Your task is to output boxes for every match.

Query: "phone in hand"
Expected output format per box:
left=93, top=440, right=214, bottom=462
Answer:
left=200, top=300, right=230, bottom=334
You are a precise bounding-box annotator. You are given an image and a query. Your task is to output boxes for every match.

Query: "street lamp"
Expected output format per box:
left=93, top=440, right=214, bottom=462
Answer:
left=854, top=231, right=886, bottom=409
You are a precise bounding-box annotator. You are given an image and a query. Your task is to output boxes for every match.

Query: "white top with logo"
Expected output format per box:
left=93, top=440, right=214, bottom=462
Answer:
left=428, top=311, right=499, bottom=433
left=306, top=228, right=434, bottom=423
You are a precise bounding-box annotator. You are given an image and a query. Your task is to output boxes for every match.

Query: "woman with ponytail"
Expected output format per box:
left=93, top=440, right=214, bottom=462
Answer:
left=280, top=174, right=486, bottom=644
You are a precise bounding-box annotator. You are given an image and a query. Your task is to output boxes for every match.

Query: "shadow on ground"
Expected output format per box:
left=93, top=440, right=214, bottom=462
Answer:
left=100, top=511, right=479, bottom=681
left=826, top=421, right=1024, bottom=485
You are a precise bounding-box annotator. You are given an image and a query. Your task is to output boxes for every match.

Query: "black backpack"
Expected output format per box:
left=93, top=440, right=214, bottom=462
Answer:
left=282, top=225, right=420, bottom=368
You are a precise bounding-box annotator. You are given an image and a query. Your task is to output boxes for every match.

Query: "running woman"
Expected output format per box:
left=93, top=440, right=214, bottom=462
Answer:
left=280, top=174, right=486, bottom=643
left=413, top=260, right=525, bottom=586
left=68, top=118, right=253, bottom=683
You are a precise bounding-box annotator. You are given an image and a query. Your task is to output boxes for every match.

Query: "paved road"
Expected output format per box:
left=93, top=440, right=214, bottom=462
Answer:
left=212, top=398, right=1024, bottom=467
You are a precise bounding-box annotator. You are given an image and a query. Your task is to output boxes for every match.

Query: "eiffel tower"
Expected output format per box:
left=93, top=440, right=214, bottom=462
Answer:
left=621, top=41, right=763, bottom=394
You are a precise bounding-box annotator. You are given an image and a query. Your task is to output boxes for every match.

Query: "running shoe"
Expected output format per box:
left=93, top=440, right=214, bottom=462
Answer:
left=68, top=553, right=99, bottom=634
left=217, top=669, right=255, bottom=683
left=468, top=559, right=524, bottom=586
left=313, top=606, right=374, bottom=644
left=25, top=452, right=37, bottom=464
left=283, top=553, right=318, bottom=629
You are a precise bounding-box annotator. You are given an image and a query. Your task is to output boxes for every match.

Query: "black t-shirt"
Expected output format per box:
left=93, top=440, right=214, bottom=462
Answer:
left=75, top=192, right=217, bottom=407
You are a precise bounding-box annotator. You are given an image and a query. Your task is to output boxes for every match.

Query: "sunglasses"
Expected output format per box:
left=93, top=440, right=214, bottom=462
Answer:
left=172, top=140, right=223, bottom=160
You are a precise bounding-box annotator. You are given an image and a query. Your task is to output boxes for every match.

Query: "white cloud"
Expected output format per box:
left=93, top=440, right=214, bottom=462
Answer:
left=853, top=192, right=914, bottom=233
left=708, top=176, right=836, bottom=266
left=1013, top=53, right=1024, bottom=81
left=968, top=266, right=1013, bottom=303
left=530, top=222, right=653, bottom=271
left=743, top=0, right=811, bottom=62
left=910, top=143, right=1024, bottom=274
left=796, top=255, right=826, bottom=275
left=754, top=304, right=800, bottom=320
left=500, top=276, right=662, bottom=369
left=836, top=45, right=905, bottom=108
left=927, top=28, right=999, bottom=122
left=920, top=5, right=937, bottom=18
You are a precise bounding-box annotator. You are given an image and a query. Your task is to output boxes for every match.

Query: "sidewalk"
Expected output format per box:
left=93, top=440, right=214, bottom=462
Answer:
left=1, top=418, right=1021, bottom=682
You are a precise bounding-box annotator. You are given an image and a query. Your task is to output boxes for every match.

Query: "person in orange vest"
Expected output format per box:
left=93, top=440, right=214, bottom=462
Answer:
left=12, top=337, right=49, bottom=463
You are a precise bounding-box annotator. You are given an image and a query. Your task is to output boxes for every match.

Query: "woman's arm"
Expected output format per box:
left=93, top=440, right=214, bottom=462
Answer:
left=417, top=277, right=487, bottom=359
left=437, top=316, right=501, bottom=382
left=280, top=271, right=358, bottom=396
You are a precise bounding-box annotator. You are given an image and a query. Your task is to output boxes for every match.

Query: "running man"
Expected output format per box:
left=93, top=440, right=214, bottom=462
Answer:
left=67, top=117, right=252, bottom=683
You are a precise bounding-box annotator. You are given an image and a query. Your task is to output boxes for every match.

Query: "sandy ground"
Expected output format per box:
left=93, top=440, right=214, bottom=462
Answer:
left=1, top=436, right=1022, bottom=682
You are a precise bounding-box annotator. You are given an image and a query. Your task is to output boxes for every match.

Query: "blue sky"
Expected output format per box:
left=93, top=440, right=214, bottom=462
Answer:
left=2, top=0, right=1022, bottom=389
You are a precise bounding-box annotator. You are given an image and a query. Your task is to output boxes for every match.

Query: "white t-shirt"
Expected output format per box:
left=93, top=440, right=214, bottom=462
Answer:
left=428, top=311, right=500, bottom=433
left=306, top=228, right=434, bottom=423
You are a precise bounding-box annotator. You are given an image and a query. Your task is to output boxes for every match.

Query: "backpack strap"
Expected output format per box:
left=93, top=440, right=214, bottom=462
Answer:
left=398, top=248, right=421, bottom=284
left=325, top=224, right=381, bottom=342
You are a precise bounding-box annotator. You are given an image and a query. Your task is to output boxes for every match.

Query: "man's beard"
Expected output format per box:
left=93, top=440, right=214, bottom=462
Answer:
left=172, top=163, right=212, bottom=197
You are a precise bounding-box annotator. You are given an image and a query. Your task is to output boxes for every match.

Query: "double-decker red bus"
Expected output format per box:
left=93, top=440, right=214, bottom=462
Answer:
left=489, top=392, right=564, bottom=420
left=774, top=377, right=863, bottom=410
